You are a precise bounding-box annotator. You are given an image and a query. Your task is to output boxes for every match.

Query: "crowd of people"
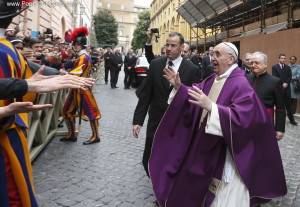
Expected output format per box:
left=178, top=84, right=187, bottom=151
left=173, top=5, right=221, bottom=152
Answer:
left=0, top=1, right=106, bottom=205
left=5, top=26, right=104, bottom=75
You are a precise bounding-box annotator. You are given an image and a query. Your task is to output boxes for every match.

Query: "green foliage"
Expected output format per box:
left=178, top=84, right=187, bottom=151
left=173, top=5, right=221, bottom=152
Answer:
left=93, top=9, right=118, bottom=47
left=131, top=10, right=150, bottom=50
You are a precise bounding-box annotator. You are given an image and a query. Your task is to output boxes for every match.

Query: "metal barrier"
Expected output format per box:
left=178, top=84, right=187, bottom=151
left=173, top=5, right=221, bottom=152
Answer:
left=91, top=60, right=105, bottom=93
left=28, top=89, right=68, bottom=161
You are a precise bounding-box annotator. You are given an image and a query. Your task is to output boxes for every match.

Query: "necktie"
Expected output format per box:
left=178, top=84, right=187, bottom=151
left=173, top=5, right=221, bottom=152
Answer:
left=281, top=64, right=283, bottom=69
left=167, top=61, right=174, bottom=89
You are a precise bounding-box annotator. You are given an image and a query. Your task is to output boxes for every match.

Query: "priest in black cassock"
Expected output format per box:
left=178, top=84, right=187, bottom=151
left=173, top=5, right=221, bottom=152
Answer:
left=247, top=51, right=286, bottom=140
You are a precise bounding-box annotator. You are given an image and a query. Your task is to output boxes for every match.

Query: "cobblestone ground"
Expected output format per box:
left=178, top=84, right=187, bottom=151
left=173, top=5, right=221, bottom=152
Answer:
left=32, top=73, right=300, bottom=207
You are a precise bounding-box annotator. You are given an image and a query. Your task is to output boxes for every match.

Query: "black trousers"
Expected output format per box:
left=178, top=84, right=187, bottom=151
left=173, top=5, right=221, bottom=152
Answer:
left=104, top=66, right=110, bottom=83
left=110, top=69, right=120, bottom=88
left=124, top=69, right=133, bottom=88
left=142, top=136, right=154, bottom=177
left=291, top=98, right=298, bottom=114
left=284, top=89, right=296, bottom=123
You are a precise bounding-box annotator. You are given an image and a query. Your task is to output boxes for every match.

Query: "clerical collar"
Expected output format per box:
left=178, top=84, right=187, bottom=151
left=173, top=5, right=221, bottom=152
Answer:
left=0, top=28, right=6, bottom=38
left=255, top=71, right=267, bottom=77
left=166, top=55, right=183, bottom=72
left=77, top=49, right=87, bottom=56
left=218, top=63, right=238, bottom=79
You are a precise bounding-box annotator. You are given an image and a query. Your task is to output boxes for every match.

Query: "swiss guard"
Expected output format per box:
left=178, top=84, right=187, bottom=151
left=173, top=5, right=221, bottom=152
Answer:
left=61, top=27, right=101, bottom=145
left=0, top=0, right=39, bottom=206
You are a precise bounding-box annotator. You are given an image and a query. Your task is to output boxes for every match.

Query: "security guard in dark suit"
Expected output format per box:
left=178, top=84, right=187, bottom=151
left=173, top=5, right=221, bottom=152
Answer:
left=124, top=49, right=137, bottom=89
left=132, top=32, right=200, bottom=176
left=272, top=54, right=297, bottom=125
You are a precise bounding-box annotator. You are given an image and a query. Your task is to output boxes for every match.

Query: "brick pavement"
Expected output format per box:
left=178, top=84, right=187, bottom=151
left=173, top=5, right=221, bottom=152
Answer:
left=32, top=73, right=300, bottom=207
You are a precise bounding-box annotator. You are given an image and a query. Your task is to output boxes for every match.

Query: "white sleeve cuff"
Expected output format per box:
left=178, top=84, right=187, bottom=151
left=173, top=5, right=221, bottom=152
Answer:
left=145, top=43, right=152, bottom=46
left=205, top=102, right=223, bottom=137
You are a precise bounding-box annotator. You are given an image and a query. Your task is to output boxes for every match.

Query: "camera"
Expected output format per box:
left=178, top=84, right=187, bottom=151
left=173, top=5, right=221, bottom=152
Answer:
left=150, top=28, right=160, bottom=43
left=150, top=28, right=159, bottom=34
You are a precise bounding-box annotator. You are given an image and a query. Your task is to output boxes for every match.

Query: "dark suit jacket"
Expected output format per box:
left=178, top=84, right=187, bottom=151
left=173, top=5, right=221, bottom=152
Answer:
left=104, top=52, right=114, bottom=68
left=202, top=55, right=211, bottom=71
left=145, top=44, right=156, bottom=64
left=124, top=55, right=137, bottom=71
left=133, top=57, right=200, bottom=138
left=0, top=78, right=28, bottom=100
left=240, top=65, right=251, bottom=74
left=111, top=53, right=123, bottom=71
left=247, top=72, right=286, bottom=132
left=272, top=63, right=292, bottom=95
left=190, top=54, right=202, bottom=67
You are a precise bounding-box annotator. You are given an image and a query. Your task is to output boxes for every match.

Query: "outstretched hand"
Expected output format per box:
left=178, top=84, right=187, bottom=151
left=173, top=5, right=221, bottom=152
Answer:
left=188, top=86, right=212, bottom=111
left=26, top=65, right=95, bottom=93
left=0, top=102, right=53, bottom=117
left=163, top=66, right=181, bottom=90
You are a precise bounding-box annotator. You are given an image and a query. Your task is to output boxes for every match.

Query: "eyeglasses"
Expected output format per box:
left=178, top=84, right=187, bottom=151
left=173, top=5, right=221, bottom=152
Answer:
left=16, top=47, right=23, bottom=50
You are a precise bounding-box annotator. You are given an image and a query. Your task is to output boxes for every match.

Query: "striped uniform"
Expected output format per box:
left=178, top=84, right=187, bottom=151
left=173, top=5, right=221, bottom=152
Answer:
left=0, top=38, right=38, bottom=206
left=62, top=53, right=101, bottom=120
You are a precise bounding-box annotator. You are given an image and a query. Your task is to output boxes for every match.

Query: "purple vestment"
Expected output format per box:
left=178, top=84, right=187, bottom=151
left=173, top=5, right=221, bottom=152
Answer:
left=149, top=68, right=287, bottom=207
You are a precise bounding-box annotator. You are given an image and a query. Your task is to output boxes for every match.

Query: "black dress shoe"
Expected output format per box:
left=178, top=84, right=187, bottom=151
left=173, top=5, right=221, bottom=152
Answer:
left=83, top=138, right=100, bottom=145
left=60, top=137, right=77, bottom=142
left=105, top=82, right=108, bottom=84
left=291, top=121, right=298, bottom=126
left=115, top=86, right=119, bottom=88
left=111, top=86, right=115, bottom=89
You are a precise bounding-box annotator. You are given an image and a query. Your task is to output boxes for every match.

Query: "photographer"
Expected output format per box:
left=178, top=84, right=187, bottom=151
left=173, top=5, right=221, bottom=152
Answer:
left=145, top=28, right=166, bottom=63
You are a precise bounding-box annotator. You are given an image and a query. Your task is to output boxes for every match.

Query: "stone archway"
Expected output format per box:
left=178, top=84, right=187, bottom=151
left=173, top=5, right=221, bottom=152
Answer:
left=171, top=17, right=175, bottom=32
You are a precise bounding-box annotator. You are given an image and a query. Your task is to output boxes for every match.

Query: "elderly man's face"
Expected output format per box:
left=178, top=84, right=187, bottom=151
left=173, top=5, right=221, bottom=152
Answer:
left=211, top=44, right=234, bottom=75
left=250, top=55, right=267, bottom=76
